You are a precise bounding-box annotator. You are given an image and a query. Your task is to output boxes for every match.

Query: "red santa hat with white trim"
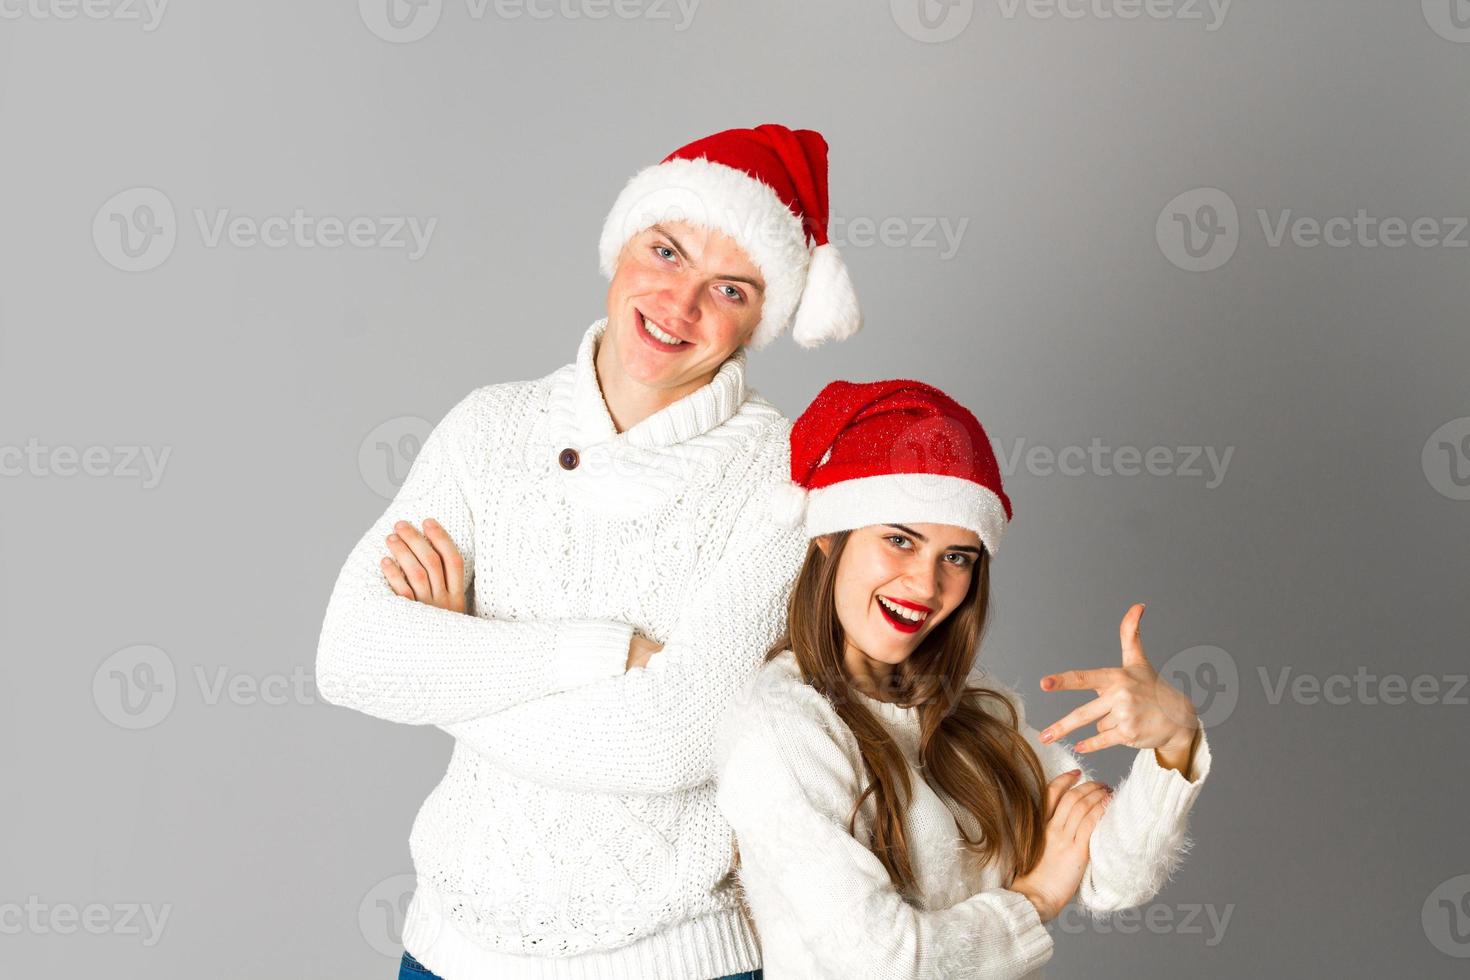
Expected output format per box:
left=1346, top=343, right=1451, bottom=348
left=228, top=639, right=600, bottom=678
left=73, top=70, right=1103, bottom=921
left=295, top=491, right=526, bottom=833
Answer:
left=771, top=379, right=1015, bottom=556
left=598, top=123, right=861, bottom=350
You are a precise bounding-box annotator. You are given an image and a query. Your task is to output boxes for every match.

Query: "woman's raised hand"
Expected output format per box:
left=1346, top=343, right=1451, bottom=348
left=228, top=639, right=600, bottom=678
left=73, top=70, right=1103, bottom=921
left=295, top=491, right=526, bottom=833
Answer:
left=1036, top=604, right=1200, bottom=760
left=381, top=518, right=467, bottom=614
left=1008, top=769, right=1112, bottom=923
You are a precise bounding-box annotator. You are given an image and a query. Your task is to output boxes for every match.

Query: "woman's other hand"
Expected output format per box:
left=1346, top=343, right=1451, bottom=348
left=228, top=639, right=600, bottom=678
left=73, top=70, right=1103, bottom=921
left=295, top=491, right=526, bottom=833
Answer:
left=1009, top=769, right=1112, bottom=922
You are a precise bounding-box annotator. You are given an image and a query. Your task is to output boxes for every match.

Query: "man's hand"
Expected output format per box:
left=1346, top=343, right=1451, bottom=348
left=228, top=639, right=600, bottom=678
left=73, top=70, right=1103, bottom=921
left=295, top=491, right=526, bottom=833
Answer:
left=381, top=518, right=467, bottom=614
left=1035, top=604, right=1201, bottom=767
left=627, top=631, right=663, bottom=671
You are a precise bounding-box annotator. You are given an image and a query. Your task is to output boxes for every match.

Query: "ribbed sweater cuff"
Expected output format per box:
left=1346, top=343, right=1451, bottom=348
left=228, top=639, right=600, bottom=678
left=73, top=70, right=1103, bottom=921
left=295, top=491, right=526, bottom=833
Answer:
left=1126, top=726, right=1212, bottom=823
left=550, top=620, right=634, bottom=689
left=984, top=888, right=1055, bottom=973
left=403, top=877, right=761, bottom=980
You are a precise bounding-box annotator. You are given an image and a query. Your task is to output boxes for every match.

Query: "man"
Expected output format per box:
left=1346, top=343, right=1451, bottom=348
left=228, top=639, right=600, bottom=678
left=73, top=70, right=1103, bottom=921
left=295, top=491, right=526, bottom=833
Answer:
left=315, top=124, right=862, bottom=979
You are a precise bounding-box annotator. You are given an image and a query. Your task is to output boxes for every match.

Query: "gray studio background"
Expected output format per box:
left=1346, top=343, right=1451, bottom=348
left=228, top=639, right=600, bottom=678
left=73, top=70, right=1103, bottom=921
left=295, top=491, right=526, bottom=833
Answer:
left=2, top=1, right=1468, bottom=976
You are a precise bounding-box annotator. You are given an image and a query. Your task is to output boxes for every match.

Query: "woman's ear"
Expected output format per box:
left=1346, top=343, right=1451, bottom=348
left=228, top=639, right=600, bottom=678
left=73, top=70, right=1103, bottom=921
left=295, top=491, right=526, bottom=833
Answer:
left=815, top=534, right=832, bottom=557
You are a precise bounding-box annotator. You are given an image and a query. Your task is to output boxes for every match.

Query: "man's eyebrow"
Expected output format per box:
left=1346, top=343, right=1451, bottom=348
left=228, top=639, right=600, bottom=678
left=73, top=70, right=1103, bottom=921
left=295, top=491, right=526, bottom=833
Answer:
left=649, top=224, right=765, bottom=292
left=886, top=524, right=984, bottom=555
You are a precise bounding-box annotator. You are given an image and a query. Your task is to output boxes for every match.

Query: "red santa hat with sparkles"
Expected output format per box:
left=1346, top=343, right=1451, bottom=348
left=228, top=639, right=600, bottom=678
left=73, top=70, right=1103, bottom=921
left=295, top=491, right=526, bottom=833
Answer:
left=599, top=123, right=861, bottom=350
left=771, top=379, right=1015, bottom=556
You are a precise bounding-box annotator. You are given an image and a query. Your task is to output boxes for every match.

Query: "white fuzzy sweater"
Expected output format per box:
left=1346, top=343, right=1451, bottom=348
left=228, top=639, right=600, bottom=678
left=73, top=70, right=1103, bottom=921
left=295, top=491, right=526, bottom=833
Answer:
left=714, top=649, right=1213, bottom=980
left=315, top=318, right=809, bottom=979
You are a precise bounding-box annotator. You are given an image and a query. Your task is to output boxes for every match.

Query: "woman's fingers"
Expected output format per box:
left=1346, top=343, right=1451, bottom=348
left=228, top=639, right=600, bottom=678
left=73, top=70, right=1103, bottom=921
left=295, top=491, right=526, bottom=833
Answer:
left=1043, top=770, right=1083, bottom=819
left=1060, top=782, right=1111, bottom=839
left=1040, top=695, right=1111, bottom=744
left=1051, top=779, right=1108, bottom=836
left=1078, top=726, right=1133, bottom=754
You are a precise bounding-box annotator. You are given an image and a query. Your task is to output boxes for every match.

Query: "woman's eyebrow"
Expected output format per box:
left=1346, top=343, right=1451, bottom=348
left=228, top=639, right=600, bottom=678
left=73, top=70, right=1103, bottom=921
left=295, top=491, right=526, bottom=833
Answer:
left=886, top=524, right=981, bottom=555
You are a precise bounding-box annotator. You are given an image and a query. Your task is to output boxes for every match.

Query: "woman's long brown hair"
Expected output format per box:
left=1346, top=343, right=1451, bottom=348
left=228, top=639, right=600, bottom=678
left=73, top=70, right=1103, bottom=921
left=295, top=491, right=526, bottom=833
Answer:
left=764, top=530, right=1049, bottom=901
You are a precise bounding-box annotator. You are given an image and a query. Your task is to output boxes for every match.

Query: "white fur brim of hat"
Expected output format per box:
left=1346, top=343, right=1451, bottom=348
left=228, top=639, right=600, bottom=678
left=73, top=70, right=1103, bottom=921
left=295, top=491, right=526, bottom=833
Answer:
left=598, top=156, right=861, bottom=351
left=773, top=473, right=1011, bottom=556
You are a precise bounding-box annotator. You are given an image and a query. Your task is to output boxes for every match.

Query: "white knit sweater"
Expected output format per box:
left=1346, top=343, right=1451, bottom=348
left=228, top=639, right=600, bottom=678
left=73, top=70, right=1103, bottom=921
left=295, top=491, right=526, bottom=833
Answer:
left=714, top=649, right=1213, bottom=980
left=315, top=318, right=809, bottom=979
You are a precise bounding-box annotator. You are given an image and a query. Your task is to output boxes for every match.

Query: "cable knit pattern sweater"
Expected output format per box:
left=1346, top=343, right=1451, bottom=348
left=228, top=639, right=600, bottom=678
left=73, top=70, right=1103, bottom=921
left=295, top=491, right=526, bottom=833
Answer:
left=714, top=649, right=1213, bottom=980
left=315, top=318, right=809, bottom=979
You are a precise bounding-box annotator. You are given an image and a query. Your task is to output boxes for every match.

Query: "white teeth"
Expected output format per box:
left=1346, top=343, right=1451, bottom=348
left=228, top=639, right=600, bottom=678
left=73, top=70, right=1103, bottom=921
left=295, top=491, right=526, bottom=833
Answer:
left=641, top=315, right=685, bottom=345
left=878, top=596, right=928, bottom=623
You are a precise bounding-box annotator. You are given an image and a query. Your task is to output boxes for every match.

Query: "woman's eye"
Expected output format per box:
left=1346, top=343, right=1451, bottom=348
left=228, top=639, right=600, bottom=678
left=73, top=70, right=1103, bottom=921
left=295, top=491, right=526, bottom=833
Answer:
left=886, top=535, right=911, bottom=549
left=652, top=244, right=676, bottom=262
left=945, top=553, right=973, bottom=567
left=717, top=284, right=745, bottom=303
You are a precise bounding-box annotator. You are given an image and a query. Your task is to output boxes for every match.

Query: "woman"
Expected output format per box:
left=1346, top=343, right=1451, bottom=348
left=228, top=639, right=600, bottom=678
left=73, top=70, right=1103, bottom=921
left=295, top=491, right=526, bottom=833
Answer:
left=713, top=379, right=1211, bottom=979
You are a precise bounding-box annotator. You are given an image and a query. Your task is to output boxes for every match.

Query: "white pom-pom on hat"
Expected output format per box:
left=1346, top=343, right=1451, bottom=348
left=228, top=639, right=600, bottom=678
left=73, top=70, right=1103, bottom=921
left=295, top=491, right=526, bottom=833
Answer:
left=790, top=243, right=862, bottom=349
left=767, top=479, right=808, bottom=529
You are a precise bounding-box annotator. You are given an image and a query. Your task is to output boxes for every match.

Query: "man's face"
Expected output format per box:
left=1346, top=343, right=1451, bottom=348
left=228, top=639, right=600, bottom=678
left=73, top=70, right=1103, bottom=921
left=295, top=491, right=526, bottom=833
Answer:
left=604, top=220, right=766, bottom=390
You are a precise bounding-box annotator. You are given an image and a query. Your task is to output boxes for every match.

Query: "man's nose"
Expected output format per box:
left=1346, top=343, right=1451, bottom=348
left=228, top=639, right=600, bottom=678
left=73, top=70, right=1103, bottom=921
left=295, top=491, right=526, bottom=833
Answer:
left=660, top=276, right=703, bottom=322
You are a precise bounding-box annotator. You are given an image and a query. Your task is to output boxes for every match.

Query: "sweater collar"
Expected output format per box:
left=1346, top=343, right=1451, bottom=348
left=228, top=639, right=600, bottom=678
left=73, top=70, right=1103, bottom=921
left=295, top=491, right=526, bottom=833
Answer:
left=772, top=650, right=923, bottom=732
left=562, top=317, right=749, bottom=448
left=853, top=688, right=923, bottom=730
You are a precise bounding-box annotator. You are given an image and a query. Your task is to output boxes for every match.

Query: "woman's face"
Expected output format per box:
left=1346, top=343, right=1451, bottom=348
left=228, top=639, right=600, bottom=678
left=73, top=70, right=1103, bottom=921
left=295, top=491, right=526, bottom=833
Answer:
left=820, top=523, right=983, bottom=673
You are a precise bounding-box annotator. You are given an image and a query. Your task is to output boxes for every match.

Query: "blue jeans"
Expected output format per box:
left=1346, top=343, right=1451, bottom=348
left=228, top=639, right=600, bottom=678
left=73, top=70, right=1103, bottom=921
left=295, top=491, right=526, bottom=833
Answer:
left=399, top=950, right=762, bottom=980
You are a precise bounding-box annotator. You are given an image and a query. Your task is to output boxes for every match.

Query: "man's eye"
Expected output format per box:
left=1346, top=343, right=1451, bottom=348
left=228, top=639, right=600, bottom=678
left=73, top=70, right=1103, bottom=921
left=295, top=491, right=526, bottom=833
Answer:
left=718, top=284, right=745, bottom=302
left=653, top=245, right=676, bottom=262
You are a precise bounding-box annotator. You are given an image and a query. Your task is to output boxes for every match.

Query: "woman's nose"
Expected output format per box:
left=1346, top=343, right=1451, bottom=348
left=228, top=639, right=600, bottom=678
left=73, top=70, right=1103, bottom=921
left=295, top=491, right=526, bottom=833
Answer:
left=903, top=565, right=939, bottom=604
